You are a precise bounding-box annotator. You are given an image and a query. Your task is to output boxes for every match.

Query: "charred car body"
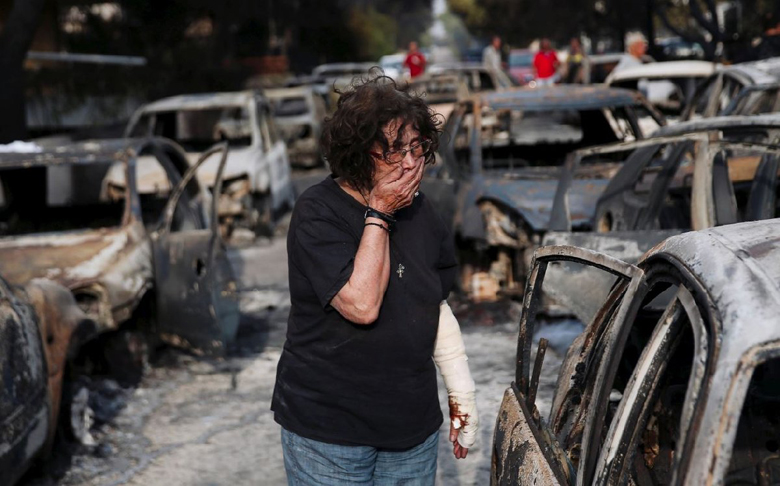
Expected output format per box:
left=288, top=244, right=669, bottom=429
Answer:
left=547, top=114, right=780, bottom=264
left=0, top=139, right=239, bottom=353
left=0, top=138, right=239, bottom=484
left=605, top=61, right=717, bottom=121
left=124, top=91, right=295, bottom=236
left=409, top=72, right=471, bottom=122
left=422, top=86, right=664, bottom=300
left=681, top=57, right=780, bottom=121
left=493, top=219, right=780, bottom=485
left=427, top=62, right=516, bottom=93
left=266, top=86, right=327, bottom=168
left=2, top=277, right=94, bottom=485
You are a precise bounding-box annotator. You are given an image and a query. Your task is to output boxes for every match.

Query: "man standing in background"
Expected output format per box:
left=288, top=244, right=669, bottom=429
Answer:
left=533, top=38, right=559, bottom=86
left=613, top=32, right=648, bottom=74
left=482, top=35, right=502, bottom=72
left=403, top=41, right=426, bottom=78
left=564, top=38, right=586, bottom=84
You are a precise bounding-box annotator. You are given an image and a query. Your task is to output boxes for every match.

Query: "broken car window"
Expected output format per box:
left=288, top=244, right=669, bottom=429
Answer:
left=725, top=356, right=780, bottom=485
left=479, top=106, right=624, bottom=170
left=0, top=162, right=124, bottom=236
left=152, top=107, right=253, bottom=152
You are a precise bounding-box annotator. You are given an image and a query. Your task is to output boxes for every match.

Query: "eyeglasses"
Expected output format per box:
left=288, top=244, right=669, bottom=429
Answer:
left=370, top=139, right=432, bottom=165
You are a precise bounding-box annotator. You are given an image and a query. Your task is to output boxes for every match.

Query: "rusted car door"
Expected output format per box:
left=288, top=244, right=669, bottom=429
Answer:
left=151, top=144, right=240, bottom=354
left=492, top=245, right=646, bottom=485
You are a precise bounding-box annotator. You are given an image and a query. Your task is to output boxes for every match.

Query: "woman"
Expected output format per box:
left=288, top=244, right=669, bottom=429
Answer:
left=271, top=74, right=478, bottom=485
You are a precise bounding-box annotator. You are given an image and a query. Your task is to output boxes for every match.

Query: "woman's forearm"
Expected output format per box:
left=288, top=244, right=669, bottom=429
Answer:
left=330, top=218, right=390, bottom=324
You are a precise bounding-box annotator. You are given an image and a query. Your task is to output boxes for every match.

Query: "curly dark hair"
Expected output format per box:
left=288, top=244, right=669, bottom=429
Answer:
left=321, top=72, right=442, bottom=194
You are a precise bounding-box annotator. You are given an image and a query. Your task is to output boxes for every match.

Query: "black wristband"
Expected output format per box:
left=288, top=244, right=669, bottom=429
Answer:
left=364, top=207, right=396, bottom=224
left=364, top=222, right=390, bottom=233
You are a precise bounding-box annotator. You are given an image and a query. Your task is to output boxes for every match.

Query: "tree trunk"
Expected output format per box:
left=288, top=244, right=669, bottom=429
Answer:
left=0, top=0, right=47, bottom=143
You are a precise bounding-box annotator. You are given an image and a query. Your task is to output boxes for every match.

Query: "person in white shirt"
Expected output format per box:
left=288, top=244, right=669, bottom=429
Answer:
left=613, top=32, right=648, bottom=74
left=482, top=36, right=502, bottom=72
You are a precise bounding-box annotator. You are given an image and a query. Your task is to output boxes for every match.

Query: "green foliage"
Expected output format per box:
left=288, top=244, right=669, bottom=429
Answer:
left=348, top=6, right=398, bottom=61
left=446, top=0, right=487, bottom=28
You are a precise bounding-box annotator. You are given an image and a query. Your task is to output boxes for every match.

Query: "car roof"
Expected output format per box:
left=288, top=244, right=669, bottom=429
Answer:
left=644, top=219, right=780, bottom=359
left=607, top=60, right=717, bottom=83
left=723, top=57, right=780, bottom=83
left=656, top=113, right=780, bottom=136
left=312, top=63, right=374, bottom=74
left=429, top=62, right=489, bottom=72
left=140, top=91, right=258, bottom=113
left=379, top=53, right=406, bottom=62
left=473, top=85, right=645, bottom=111
left=0, top=139, right=130, bottom=168
left=265, top=86, right=313, bottom=99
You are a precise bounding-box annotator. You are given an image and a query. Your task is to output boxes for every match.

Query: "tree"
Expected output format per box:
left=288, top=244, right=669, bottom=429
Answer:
left=0, top=0, right=46, bottom=143
left=446, top=0, right=648, bottom=50
left=652, top=0, right=779, bottom=61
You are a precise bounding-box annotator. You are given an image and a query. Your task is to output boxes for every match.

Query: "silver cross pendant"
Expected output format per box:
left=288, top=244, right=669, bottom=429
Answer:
left=397, top=263, right=405, bottom=279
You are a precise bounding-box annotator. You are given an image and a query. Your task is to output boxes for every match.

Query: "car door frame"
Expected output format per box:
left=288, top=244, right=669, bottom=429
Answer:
left=595, top=279, right=713, bottom=484
left=255, top=95, right=294, bottom=213
left=494, top=244, right=648, bottom=485
left=149, top=141, right=240, bottom=354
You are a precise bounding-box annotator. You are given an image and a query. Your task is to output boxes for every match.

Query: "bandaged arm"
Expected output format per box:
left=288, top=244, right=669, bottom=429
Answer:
left=433, top=300, right=478, bottom=448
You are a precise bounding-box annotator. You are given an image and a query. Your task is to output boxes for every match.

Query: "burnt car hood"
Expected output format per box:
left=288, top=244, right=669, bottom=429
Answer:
left=472, top=170, right=610, bottom=232
left=0, top=229, right=131, bottom=289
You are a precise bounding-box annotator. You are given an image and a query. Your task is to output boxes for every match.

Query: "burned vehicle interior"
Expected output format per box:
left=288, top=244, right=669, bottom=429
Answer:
left=451, top=101, right=653, bottom=173
left=0, top=145, right=206, bottom=238
left=128, top=106, right=256, bottom=151
left=494, top=244, right=780, bottom=485
left=550, top=130, right=780, bottom=238
left=0, top=163, right=125, bottom=236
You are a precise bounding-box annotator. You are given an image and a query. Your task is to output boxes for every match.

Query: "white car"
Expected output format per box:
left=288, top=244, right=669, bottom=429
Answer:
left=379, top=53, right=410, bottom=81
left=606, top=60, right=717, bottom=120
left=266, top=86, right=327, bottom=168
left=123, top=91, right=295, bottom=236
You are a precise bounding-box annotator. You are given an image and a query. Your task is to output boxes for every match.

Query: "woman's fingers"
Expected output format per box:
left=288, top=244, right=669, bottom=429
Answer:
left=452, top=441, right=469, bottom=459
left=370, top=161, right=426, bottom=212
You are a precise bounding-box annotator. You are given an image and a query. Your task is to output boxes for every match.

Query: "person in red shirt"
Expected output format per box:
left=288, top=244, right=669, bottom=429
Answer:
left=533, top=38, right=559, bottom=87
left=403, top=41, right=426, bottom=78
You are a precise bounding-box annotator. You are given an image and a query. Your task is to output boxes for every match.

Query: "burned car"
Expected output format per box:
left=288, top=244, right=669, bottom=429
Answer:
left=0, top=139, right=239, bottom=356
left=409, top=72, right=471, bottom=122
left=124, top=91, right=295, bottom=236
left=428, top=62, right=516, bottom=92
left=422, top=86, right=665, bottom=300
left=681, top=57, right=780, bottom=121
left=493, top=218, right=780, bottom=485
left=605, top=60, right=717, bottom=121
left=2, top=276, right=94, bottom=485
left=266, top=86, right=327, bottom=168
left=547, top=114, right=780, bottom=263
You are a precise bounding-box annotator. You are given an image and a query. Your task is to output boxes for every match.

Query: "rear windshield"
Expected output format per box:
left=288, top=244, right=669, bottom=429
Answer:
left=144, top=107, right=253, bottom=152
left=411, top=79, right=460, bottom=104
left=272, top=97, right=309, bottom=117
left=0, top=162, right=124, bottom=236
left=473, top=107, right=633, bottom=168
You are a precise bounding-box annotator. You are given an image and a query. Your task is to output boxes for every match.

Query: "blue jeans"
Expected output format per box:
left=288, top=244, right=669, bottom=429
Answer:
left=281, top=428, right=439, bottom=485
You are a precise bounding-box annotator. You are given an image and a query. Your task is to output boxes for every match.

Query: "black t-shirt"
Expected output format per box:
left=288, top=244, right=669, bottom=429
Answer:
left=271, top=176, right=458, bottom=449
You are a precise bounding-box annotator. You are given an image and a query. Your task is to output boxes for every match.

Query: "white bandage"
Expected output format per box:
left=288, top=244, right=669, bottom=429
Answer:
left=433, top=300, right=478, bottom=449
